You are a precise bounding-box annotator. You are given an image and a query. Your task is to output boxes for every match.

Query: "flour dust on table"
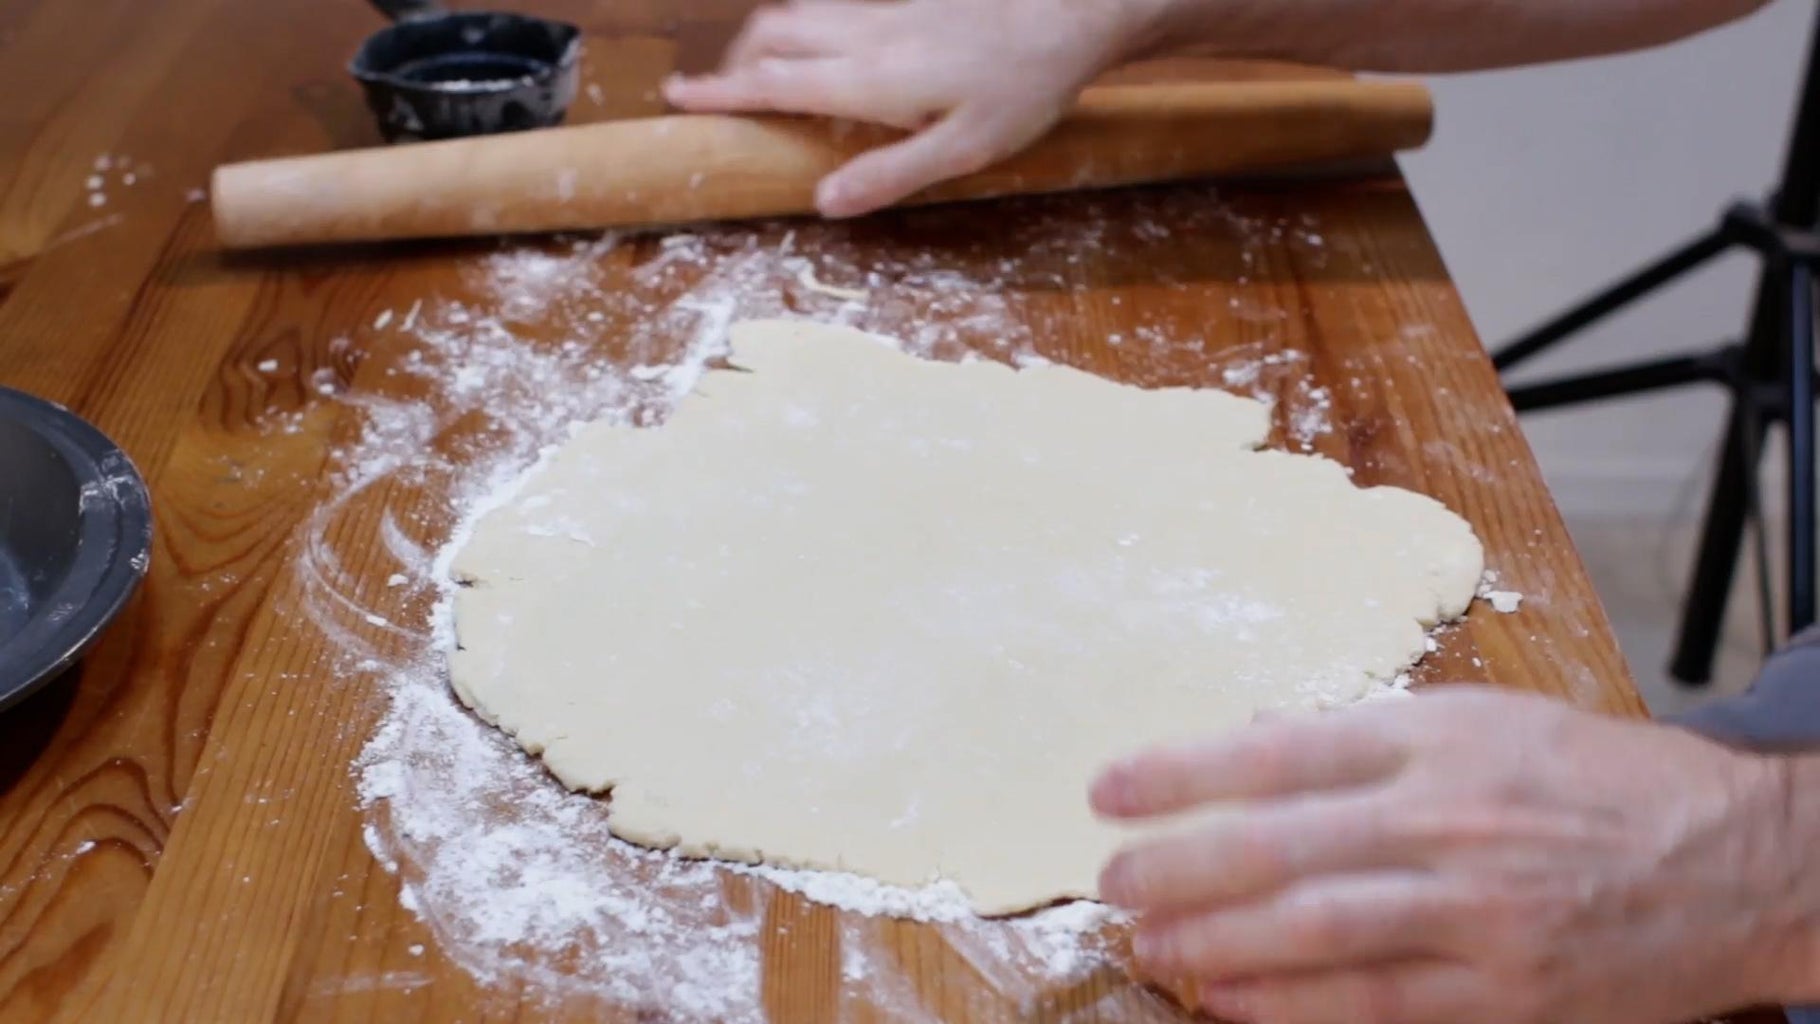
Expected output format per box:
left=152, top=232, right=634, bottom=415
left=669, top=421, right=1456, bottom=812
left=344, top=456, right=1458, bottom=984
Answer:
left=448, top=318, right=1486, bottom=916
left=311, top=199, right=1457, bottom=1018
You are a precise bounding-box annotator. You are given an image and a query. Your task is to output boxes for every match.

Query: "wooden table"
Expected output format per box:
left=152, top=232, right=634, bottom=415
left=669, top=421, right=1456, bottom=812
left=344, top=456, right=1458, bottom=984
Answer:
left=0, top=0, right=1700, bottom=1021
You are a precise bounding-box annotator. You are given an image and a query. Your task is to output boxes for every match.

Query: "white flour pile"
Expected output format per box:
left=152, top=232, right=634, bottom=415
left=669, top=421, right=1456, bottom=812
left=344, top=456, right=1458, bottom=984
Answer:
left=293, top=191, right=1378, bottom=1020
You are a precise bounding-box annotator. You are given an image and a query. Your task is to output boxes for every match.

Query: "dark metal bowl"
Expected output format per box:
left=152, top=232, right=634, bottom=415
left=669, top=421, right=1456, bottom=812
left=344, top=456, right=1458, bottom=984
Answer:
left=350, top=8, right=582, bottom=142
left=0, top=387, right=152, bottom=713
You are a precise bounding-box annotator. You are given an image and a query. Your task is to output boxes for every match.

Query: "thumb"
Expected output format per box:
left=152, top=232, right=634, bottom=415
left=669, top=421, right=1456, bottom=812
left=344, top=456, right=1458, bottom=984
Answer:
left=815, top=105, right=1039, bottom=218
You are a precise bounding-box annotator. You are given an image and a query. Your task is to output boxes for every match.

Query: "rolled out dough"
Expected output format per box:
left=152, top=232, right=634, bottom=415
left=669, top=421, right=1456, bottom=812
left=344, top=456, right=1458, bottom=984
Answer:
left=448, top=319, right=1484, bottom=915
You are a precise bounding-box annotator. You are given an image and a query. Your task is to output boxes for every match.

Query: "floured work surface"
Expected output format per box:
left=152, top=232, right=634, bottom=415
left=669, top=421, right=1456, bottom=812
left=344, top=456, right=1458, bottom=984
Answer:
left=1, top=50, right=1656, bottom=1018
left=449, top=318, right=1484, bottom=916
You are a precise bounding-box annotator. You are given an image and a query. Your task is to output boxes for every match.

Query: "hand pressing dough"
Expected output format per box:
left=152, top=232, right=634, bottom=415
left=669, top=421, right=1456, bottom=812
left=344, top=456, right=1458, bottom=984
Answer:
left=449, top=319, right=1484, bottom=916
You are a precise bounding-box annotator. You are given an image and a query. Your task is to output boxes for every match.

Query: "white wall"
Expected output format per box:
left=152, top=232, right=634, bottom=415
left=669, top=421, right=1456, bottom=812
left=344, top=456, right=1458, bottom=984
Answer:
left=1398, top=0, right=1817, bottom=519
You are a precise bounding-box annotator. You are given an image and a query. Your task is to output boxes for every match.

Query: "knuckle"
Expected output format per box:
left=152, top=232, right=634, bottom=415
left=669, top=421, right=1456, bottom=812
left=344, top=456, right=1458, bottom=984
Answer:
left=1413, top=800, right=1508, bottom=848
left=1101, top=849, right=1147, bottom=904
left=1122, top=837, right=1205, bottom=908
left=1339, top=801, right=1390, bottom=852
left=745, top=60, right=796, bottom=103
left=1136, top=918, right=1194, bottom=974
left=1155, top=832, right=1223, bottom=904
left=1248, top=731, right=1296, bottom=791
left=1169, top=915, right=1221, bottom=966
left=1228, top=823, right=1288, bottom=888
left=1285, top=899, right=1350, bottom=953
left=1175, top=836, right=1220, bottom=896
left=1486, top=762, right=1545, bottom=804
left=749, top=57, right=788, bottom=84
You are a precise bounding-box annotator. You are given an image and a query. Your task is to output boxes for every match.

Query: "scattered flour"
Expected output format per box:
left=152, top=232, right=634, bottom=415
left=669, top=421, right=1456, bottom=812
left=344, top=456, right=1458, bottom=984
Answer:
left=1478, top=570, right=1526, bottom=614
left=1486, top=590, right=1524, bottom=614
left=792, top=259, right=870, bottom=303
left=285, top=191, right=1407, bottom=1019
left=83, top=153, right=151, bottom=210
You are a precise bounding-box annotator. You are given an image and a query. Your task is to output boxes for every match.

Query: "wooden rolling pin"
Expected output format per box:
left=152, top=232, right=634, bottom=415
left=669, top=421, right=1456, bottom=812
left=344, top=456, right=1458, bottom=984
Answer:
left=211, top=78, right=1432, bottom=249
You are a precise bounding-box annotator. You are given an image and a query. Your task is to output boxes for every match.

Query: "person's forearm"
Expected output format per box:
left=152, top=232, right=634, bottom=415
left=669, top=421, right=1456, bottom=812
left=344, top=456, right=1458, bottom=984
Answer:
left=1123, top=0, right=1773, bottom=73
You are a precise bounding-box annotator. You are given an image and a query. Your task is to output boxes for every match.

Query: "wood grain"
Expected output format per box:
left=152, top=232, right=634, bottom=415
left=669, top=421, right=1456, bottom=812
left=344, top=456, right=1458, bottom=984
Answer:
left=0, top=1, right=1764, bottom=1022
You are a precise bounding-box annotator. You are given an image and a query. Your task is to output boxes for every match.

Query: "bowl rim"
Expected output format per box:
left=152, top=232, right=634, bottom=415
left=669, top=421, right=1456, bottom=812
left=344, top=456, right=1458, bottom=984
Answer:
left=0, top=387, right=152, bottom=714
left=348, top=10, right=583, bottom=95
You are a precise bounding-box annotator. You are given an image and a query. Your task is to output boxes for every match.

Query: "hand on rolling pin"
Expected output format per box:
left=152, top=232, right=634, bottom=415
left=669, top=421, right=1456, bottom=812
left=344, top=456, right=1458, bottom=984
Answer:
left=662, top=0, right=1160, bottom=218
left=663, top=0, right=1769, bottom=220
left=1089, top=687, right=1820, bottom=1024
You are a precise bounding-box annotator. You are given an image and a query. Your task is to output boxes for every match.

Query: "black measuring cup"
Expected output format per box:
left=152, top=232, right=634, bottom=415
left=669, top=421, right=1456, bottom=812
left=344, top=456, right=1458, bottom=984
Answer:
left=349, top=0, right=582, bottom=143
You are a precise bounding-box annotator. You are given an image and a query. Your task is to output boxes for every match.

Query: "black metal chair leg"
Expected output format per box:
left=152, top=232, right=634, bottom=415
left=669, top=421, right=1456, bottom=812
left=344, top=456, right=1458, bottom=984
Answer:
left=1740, top=387, right=1778, bottom=655
left=1492, top=228, right=1733, bottom=373
left=1788, top=260, right=1817, bottom=632
left=1495, top=13, right=1820, bottom=684
left=1505, top=353, right=1725, bottom=413
left=1670, top=400, right=1769, bottom=683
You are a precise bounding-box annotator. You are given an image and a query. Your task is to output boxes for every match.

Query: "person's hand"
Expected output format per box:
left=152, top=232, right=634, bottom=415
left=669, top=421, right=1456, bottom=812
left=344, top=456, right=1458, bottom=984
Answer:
left=662, top=0, right=1164, bottom=218
left=1089, top=687, right=1818, bottom=1024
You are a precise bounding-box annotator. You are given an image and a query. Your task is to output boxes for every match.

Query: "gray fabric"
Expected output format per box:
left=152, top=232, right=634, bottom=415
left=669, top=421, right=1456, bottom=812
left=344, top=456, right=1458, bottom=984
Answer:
left=1670, top=625, right=1820, bottom=752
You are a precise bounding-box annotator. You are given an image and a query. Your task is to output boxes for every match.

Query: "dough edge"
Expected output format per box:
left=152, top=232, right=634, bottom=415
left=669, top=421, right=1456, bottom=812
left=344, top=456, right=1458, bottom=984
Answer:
left=442, top=318, right=1488, bottom=916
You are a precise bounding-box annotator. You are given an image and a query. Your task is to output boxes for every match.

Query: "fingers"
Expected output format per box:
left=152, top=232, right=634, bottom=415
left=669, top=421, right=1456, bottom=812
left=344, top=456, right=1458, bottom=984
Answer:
left=664, top=57, right=918, bottom=125
left=1090, top=710, right=1409, bottom=821
left=667, top=0, right=920, bottom=125
left=814, top=108, right=1020, bottom=217
left=1098, top=796, right=1405, bottom=911
left=1130, top=873, right=1450, bottom=979
left=667, top=71, right=1032, bottom=218
left=721, top=2, right=856, bottom=67
left=1198, top=961, right=1481, bottom=1024
left=664, top=58, right=835, bottom=114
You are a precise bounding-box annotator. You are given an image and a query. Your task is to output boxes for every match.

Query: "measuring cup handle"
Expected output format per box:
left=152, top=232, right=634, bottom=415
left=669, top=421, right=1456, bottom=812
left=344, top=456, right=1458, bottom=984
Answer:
left=367, top=0, right=443, bottom=22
